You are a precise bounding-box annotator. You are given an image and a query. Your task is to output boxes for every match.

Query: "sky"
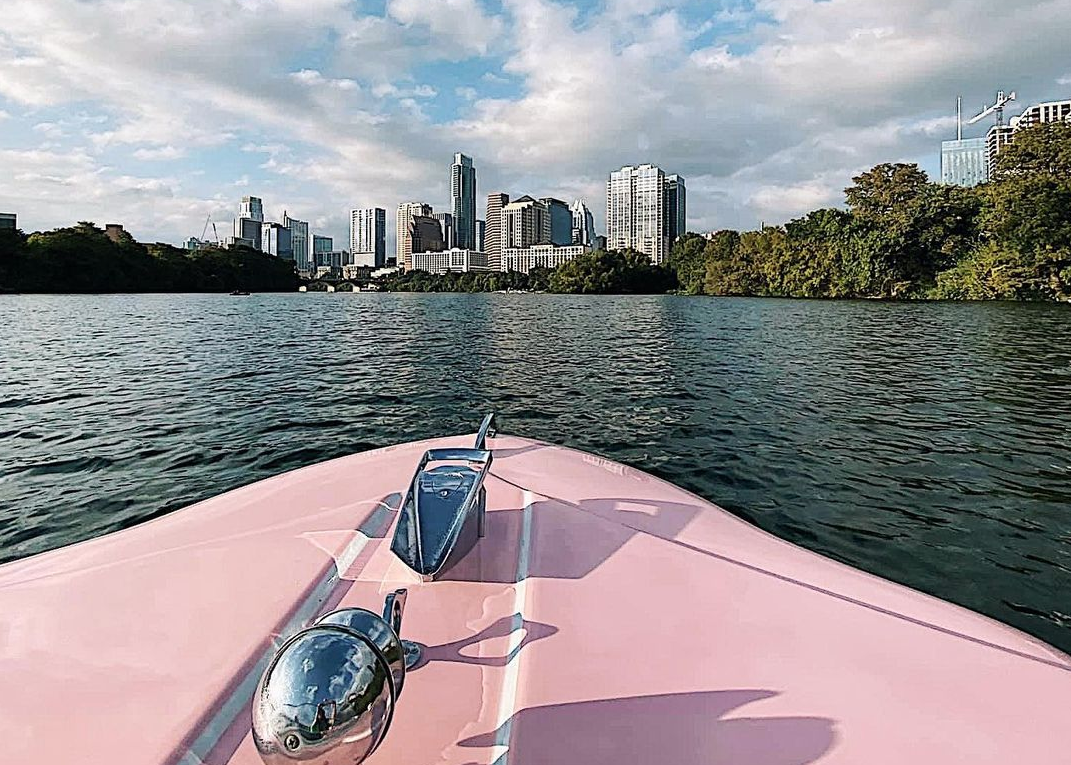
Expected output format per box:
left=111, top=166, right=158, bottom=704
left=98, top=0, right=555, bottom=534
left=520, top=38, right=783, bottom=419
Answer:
left=1, top=0, right=1069, bottom=253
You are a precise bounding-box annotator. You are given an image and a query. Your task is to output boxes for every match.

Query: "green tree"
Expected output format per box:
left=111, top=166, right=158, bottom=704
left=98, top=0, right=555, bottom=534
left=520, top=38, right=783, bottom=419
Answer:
left=0, top=227, right=28, bottom=292
left=667, top=233, right=709, bottom=295
left=845, top=164, right=978, bottom=296
left=993, top=120, right=1071, bottom=179
left=549, top=249, right=675, bottom=294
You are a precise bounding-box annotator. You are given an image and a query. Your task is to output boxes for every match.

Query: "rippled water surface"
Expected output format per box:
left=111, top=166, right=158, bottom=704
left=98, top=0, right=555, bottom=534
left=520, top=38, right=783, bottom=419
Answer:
left=2, top=293, right=1070, bottom=652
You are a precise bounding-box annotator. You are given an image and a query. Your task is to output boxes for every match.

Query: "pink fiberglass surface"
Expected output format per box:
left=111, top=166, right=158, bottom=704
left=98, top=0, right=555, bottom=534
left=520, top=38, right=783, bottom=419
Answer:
left=0, top=435, right=1068, bottom=765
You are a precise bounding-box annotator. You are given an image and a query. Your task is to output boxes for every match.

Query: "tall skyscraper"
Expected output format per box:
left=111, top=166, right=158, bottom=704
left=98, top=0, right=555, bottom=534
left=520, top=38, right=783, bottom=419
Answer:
left=504, top=196, right=551, bottom=250
left=941, top=138, right=988, bottom=187
left=409, top=216, right=446, bottom=256
left=240, top=196, right=264, bottom=222
left=261, top=222, right=293, bottom=260
left=485, top=193, right=509, bottom=271
left=434, top=212, right=456, bottom=250
left=664, top=175, right=686, bottom=244
left=396, top=201, right=433, bottom=271
left=571, top=199, right=596, bottom=246
left=234, top=195, right=264, bottom=250
left=607, top=164, right=668, bottom=265
left=312, top=234, right=333, bottom=254
left=540, top=198, right=572, bottom=245
left=475, top=219, right=485, bottom=252
left=351, top=208, right=386, bottom=268
left=451, top=153, right=477, bottom=250
left=283, top=212, right=309, bottom=271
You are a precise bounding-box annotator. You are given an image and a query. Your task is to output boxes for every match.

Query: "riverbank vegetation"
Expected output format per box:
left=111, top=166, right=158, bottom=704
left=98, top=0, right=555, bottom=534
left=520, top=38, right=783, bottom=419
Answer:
left=377, top=266, right=551, bottom=293
left=378, top=249, right=673, bottom=295
left=670, top=121, right=1071, bottom=301
left=0, top=222, right=299, bottom=293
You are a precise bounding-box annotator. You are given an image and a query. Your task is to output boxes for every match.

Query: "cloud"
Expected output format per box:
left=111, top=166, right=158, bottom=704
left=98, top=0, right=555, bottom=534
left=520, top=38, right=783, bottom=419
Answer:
left=0, top=146, right=229, bottom=238
left=387, top=0, right=505, bottom=56
left=132, top=145, right=186, bottom=161
left=0, top=0, right=1069, bottom=247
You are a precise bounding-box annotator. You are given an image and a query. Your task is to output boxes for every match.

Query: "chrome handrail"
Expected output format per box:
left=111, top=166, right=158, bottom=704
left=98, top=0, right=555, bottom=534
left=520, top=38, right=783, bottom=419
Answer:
left=475, top=411, right=497, bottom=450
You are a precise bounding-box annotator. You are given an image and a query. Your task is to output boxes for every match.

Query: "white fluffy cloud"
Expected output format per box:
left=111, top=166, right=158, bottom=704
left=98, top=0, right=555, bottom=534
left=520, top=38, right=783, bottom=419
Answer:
left=0, top=0, right=1068, bottom=248
left=387, top=0, right=505, bottom=56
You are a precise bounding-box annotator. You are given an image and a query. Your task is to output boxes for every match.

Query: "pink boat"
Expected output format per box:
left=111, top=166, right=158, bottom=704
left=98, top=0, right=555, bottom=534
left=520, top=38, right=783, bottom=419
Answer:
left=1, top=414, right=1068, bottom=765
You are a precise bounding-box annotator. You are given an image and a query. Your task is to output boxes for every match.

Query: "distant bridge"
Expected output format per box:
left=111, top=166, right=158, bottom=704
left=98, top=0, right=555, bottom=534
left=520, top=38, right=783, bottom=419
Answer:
left=301, top=281, right=377, bottom=293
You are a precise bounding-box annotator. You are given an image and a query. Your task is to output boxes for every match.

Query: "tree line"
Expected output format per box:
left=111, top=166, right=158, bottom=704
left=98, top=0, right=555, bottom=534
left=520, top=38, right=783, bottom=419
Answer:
left=0, top=222, right=299, bottom=293
left=670, top=120, right=1071, bottom=301
left=379, top=249, right=674, bottom=294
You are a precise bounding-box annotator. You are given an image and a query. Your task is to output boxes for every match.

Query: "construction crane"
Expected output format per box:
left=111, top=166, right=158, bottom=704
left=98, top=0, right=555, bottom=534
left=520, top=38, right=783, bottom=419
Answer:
left=968, top=90, right=1017, bottom=127
left=212, top=222, right=220, bottom=246
left=200, top=214, right=211, bottom=242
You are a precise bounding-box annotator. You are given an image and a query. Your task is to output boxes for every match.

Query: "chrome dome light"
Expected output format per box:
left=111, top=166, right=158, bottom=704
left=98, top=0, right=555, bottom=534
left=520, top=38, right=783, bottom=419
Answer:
left=251, top=624, right=395, bottom=764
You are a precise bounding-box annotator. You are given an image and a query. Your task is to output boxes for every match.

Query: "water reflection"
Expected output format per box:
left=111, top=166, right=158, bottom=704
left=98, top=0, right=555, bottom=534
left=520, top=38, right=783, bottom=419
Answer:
left=0, top=294, right=1069, bottom=653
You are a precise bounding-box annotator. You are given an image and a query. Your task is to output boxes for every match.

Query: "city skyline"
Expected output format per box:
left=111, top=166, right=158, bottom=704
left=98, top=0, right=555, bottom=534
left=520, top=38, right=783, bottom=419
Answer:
left=0, top=1, right=1069, bottom=250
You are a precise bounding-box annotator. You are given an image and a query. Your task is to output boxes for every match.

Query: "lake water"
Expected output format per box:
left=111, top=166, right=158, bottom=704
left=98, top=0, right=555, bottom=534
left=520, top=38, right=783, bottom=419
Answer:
left=1, top=293, right=1069, bottom=653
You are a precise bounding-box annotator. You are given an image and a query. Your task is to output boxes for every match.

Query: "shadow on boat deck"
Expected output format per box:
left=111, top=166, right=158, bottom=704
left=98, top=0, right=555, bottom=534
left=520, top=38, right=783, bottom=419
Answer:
left=457, top=689, right=837, bottom=765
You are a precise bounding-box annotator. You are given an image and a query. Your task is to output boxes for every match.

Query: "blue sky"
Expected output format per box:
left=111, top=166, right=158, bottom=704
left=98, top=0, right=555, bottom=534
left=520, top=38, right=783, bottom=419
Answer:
left=0, top=0, right=1068, bottom=251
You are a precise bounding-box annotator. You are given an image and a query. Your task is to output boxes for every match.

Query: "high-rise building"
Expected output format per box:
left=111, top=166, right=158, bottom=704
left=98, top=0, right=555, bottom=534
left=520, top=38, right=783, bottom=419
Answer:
left=503, top=244, right=590, bottom=274
left=312, top=234, right=333, bottom=254
left=941, top=138, right=988, bottom=187
left=485, top=193, right=509, bottom=272
left=982, top=98, right=1071, bottom=178
left=451, top=153, right=477, bottom=249
left=434, top=212, right=456, bottom=250
left=504, top=196, right=551, bottom=250
left=607, top=164, right=669, bottom=264
left=234, top=217, right=263, bottom=250
left=409, top=215, right=446, bottom=257
left=540, top=198, right=572, bottom=246
left=315, top=250, right=347, bottom=269
left=1012, top=99, right=1071, bottom=130
left=412, top=248, right=489, bottom=274
left=283, top=212, right=309, bottom=271
left=396, top=202, right=433, bottom=271
left=985, top=124, right=1014, bottom=177
left=240, top=196, right=264, bottom=222
left=475, top=219, right=485, bottom=253
left=664, top=174, right=686, bottom=244
left=351, top=208, right=386, bottom=268
left=571, top=200, right=596, bottom=246
left=262, top=222, right=293, bottom=261
left=0, top=213, right=17, bottom=231
left=234, top=196, right=264, bottom=250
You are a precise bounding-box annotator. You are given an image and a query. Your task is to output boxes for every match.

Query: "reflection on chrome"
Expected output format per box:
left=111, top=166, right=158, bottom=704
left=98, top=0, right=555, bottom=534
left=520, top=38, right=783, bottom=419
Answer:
left=391, top=446, right=493, bottom=581
left=318, top=607, right=406, bottom=695
left=252, top=590, right=413, bottom=765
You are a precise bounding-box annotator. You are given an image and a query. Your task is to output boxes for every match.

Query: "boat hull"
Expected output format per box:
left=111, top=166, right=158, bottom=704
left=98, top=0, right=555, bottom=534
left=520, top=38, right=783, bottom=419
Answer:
left=0, top=434, right=1067, bottom=764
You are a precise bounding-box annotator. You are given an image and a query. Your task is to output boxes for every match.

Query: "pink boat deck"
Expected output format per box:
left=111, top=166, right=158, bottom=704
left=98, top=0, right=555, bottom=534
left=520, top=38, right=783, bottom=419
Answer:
left=0, top=434, right=1068, bottom=764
